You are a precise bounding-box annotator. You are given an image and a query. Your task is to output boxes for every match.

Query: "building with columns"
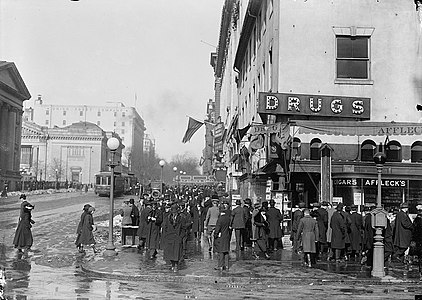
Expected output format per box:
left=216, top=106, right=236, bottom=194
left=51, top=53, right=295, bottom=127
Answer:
left=20, top=121, right=124, bottom=188
left=0, top=61, right=31, bottom=192
left=212, top=0, right=422, bottom=211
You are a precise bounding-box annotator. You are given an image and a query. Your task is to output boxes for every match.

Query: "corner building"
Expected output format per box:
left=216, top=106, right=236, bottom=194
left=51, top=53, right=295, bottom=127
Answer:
left=213, top=0, right=422, bottom=210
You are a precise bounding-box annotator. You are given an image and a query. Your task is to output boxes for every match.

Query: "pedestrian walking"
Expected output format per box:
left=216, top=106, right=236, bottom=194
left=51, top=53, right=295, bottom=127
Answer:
left=204, top=197, right=220, bottom=252
left=214, top=199, right=232, bottom=271
left=190, top=202, right=201, bottom=242
left=267, top=199, right=283, bottom=251
left=75, top=204, right=92, bottom=253
left=74, top=206, right=97, bottom=254
left=291, top=202, right=305, bottom=253
left=162, top=203, right=186, bottom=272
left=393, top=202, right=413, bottom=264
left=137, top=200, right=152, bottom=250
left=330, top=203, right=347, bottom=262
left=411, top=201, right=422, bottom=272
left=315, top=202, right=328, bottom=259
left=349, top=204, right=363, bottom=260
left=13, top=194, right=35, bottom=253
left=253, top=201, right=270, bottom=259
left=129, top=198, right=139, bottom=226
left=230, top=199, right=246, bottom=252
left=145, top=200, right=163, bottom=259
left=243, top=198, right=253, bottom=248
left=296, top=209, right=319, bottom=267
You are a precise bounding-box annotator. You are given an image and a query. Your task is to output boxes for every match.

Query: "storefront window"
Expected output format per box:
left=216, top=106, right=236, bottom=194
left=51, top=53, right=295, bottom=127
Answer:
left=411, top=141, right=422, bottom=163
left=361, top=140, right=376, bottom=161
left=386, top=140, right=402, bottom=162
left=310, top=138, right=321, bottom=160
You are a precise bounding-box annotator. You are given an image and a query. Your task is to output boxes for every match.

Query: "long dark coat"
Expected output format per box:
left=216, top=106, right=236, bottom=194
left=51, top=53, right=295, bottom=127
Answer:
left=75, top=212, right=95, bottom=245
left=75, top=211, right=88, bottom=247
left=231, top=206, right=246, bottom=229
left=13, top=201, right=35, bottom=249
left=254, top=210, right=269, bottom=252
left=349, top=212, right=363, bottom=251
left=362, top=214, right=373, bottom=251
left=411, top=215, right=422, bottom=256
left=330, top=210, right=347, bottom=249
left=145, top=208, right=163, bottom=250
left=162, top=212, right=186, bottom=262
left=214, top=210, right=231, bottom=253
left=315, top=207, right=328, bottom=243
left=190, top=205, right=200, bottom=233
left=137, top=206, right=151, bottom=239
left=266, top=207, right=283, bottom=239
left=344, top=211, right=352, bottom=244
left=393, top=210, right=413, bottom=248
left=296, top=215, right=319, bottom=253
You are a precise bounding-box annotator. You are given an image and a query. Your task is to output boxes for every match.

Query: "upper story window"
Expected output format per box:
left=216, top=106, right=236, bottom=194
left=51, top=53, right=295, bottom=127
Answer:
left=292, top=137, right=301, bottom=158
left=310, top=138, right=322, bottom=160
left=46, top=110, right=49, bottom=115
left=122, top=111, right=125, bottom=117
left=114, top=111, right=117, bottom=117
left=122, top=121, right=125, bottom=126
left=333, top=27, right=374, bottom=84
left=361, top=140, right=376, bottom=161
left=62, top=120, right=66, bottom=125
left=97, top=111, right=101, bottom=117
left=63, top=110, right=66, bottom=116
left=79, top=110, right=83, bottom=116
left=386, top=140, right=402, bottom=162
left=45, top=120, right=49, bottom=125
left=411, top=141, right=422, bottom=163
left=97, top=121, right=101, bottom=126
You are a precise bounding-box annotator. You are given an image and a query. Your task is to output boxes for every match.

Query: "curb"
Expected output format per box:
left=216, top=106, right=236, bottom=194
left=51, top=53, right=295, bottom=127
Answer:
left=80, top=265, right=421, bottom=286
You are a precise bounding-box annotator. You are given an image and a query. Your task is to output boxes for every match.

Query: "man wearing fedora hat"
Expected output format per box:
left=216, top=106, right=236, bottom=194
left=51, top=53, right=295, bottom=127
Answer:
left=393, top=202, right=413, bottom=263
left=205, top=196, right=220, bottom=252
left=267, top=199, right=283, bottom=251
left=330, top=203, right=347, bottom=262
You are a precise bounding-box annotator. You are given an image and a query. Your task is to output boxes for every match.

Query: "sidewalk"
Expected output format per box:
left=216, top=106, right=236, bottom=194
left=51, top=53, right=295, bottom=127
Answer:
left=81, top=237, right=422, bottom=285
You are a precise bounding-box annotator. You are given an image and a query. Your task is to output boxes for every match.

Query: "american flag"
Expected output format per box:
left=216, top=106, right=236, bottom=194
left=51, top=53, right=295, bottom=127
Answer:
left=182, top=117, right=204, bottom=143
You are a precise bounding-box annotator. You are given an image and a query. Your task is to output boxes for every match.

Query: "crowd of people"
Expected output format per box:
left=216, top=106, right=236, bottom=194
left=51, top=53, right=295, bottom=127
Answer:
left=292, top=200, right=422, bottom=270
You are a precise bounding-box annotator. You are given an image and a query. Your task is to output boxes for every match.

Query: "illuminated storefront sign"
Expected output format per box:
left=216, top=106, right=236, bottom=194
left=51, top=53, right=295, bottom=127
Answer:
left=258, top=92, right=370, bottom=120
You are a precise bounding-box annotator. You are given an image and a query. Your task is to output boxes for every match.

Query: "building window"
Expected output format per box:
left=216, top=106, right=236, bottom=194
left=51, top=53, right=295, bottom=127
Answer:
left=69, top=146, right=84, bottom=157
left=46, top=110, right=49, bottom=115
left=97, top=111, right=101, bottom=117
left=114, top=111, right=117, bottom=117
left=336, top=36, right=369, bottom=79
left=292, top=137, right=301, bottom=158
left=411, top=142, right=422, bottom=163
left=122, top=111, right=125, bottom=117
left=310, top=138, right=322, bottom=160
left=97, top=121, right=100, bottom=126
left=80, top=110, right=83, bottom=116
left=121, top=129, right=125, bottom=134
left=63, top=120, right=66, bottom=125
left=20, top=146, right=32, bottom=165
left=122, top=122, right=125, bottom=126
left=45, top=120, right=49, bottom=125
left=361, top=140, right=376, bottom=161
left=113, top=121, right=116, bottom=126
left=386, top=141, right=402, bottom=162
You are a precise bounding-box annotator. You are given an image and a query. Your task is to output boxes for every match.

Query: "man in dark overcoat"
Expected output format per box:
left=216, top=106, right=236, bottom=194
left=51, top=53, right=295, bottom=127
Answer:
left=330, top=203, right=347, bottom=262
left=393, top=202, right=413, bottom=263
left=214, top=199, right=232, bottom=271
left=230, top=199, right=247, bottom=252
left=162, top=203, right=186, bottom=272
left=243, top=198, right=253, bottom=248
left=362, top=206, right=375, bottom=267
left=349, top=204, right=363, bottom=260
left=137, top=200, right=152, bottom=250
left=291, top=202, right=305, bottom=253
left=253, top=201, right=270, bottom=259
left=315, top=202, right=328, bottom=259
left=145, top=200, right=163, bottom=259
left=267, top=199, right=283, bottom=251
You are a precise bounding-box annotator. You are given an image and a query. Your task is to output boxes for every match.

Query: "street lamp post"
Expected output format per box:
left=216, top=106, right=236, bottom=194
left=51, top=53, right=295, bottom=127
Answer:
left=55, top=168, right=59, bottom=190
left=159, top=160, right=165, bottom=193
left=179, top=170, right=183, bottom=196
left=173, top=167, right=177, bottom=193
left=104, top=137, right=120, bottom=256
left=371, top=151, right=387, bottom=277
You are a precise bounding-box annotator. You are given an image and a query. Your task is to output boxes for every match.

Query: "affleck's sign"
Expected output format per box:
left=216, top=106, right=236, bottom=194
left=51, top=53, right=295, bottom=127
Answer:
left=258, top=92, right=370, bottom=120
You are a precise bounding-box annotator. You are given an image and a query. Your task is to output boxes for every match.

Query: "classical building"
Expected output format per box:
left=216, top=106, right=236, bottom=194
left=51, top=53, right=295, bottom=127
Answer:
left=212, top=0, right=422, bottom=210
left=23, top=99, right=145, bottom=180
left=20, top=121, right=124, bottom=187
left=0, top=61, right=31, bottom=192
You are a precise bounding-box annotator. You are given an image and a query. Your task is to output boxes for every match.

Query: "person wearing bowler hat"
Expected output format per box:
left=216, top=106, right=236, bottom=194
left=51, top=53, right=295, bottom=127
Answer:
left=267, top=199, right=283, bottom=251
left=214, top=199, right=232, bottom=271
left=393, top=202, right=413, bottom=264
left=330, top=203, right=347, bottom=262
left=162, top=203, right=186, bottom=272
left=230, top=199, right=247, bottom=253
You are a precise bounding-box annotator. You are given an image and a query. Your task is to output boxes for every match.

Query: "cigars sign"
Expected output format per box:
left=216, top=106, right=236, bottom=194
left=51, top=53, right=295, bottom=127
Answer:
left=258, top=92, right=370, bottom=120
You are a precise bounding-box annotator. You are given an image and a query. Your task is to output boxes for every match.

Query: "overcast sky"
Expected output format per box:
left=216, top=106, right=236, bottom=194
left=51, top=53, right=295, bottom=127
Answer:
left=0, top=0, right=223, bottom=161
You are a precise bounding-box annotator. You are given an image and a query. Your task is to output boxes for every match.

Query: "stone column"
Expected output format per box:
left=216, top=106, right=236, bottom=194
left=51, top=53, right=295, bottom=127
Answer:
left=320, top=145, right=332, bottom=203
left=0, top=103, right=9, bottom=173
left=8, top=107, right=17, bottom=171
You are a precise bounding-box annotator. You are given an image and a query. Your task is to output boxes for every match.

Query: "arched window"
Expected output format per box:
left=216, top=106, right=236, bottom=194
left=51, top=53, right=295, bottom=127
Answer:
left=310, top=138, right=322, bottom=160
left=292, top=137, right=301, bottom=158
left=361, top=140, right=376, bottom=161
left=411, top=141, right=422, bottom=163
left=386, top=140, right=402, bottom=162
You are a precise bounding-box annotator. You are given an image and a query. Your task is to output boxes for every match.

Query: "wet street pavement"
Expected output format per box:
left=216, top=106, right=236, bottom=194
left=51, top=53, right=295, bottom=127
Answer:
left=1, top=191, right=422, bottom=299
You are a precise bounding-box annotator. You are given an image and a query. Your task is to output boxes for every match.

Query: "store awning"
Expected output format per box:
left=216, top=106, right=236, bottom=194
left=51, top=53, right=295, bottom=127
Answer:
left=255, top=160, right=284, bottom=175
left=292, top=120, right=422, bottom=136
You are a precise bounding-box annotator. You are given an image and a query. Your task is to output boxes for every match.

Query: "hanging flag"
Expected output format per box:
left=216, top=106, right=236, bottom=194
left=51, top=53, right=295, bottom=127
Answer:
left=235, top=124, right=251, bottom=144
left=182, top=117, right=204, bottom=143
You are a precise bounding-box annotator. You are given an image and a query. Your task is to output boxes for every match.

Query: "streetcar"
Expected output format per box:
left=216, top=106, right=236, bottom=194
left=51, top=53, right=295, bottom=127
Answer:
left=94, top=171, right=138, bottom=197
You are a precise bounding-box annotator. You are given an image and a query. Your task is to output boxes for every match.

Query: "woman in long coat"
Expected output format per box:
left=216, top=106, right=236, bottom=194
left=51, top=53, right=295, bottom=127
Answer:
left=75, top=204, right=92, bottom=253
left=296, top=209, right=319, bottom=267
left=145, top=201, right=163, bottom=259
left=13, top=194, right=35, bottom=252
left=253, top=202, right=270, bottom=259
left=330, top=203, right=347, bottom=261
left=213, top=200, right=231, bottom=270
left=162, top=204, right=186, bottom=272
left=75, top=206, right=97, bottom=253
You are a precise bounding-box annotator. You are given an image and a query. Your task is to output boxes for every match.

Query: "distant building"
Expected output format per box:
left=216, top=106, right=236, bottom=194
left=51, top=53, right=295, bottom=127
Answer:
left=0, top=61, right=31, bottom=192
left=24, top=99, right=145, bottom=179
left=20, top=121, right=124, bottom=187
left=143, top=133, right=156, bottom=159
